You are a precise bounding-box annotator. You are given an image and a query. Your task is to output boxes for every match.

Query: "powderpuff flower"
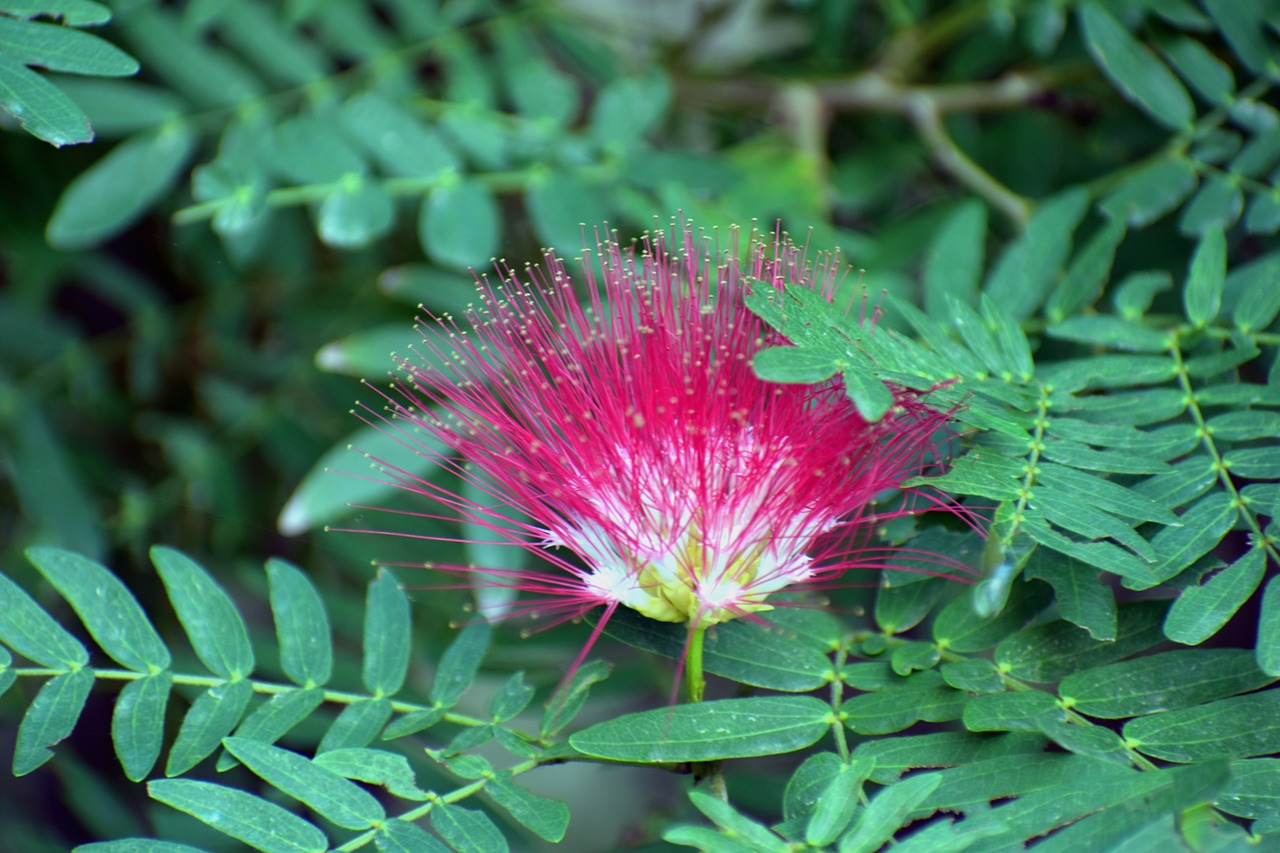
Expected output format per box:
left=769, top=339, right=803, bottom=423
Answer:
left=357, top=223, right=969, bottom=661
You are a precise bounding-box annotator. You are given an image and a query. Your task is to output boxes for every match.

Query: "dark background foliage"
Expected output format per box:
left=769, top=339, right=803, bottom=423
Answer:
left=1, top=0, right=1278, bottom=851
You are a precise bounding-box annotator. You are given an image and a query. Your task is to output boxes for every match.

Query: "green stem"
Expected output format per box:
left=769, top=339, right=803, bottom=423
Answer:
left=686, top=622, right=727, bottom=799
left=686, top=622, right=708, bottom=704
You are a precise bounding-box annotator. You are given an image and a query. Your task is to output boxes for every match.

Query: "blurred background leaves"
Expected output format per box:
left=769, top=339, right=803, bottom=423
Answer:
left=2, top=0, right=1279, bottom=850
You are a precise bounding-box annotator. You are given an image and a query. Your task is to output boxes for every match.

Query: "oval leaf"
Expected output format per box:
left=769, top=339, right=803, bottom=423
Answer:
left=223, top=737, right=386, bottom=830
left=147, top=779, right=328, bottom=853
left=27, top=546, right=170, bottom=672
left=363, top=570, right=411, bottom=697
left=1079, top=2, right=1194, bottom=130
left=569, top=696, right=831, bottom=762
left=151, top=546, right=254, bottom=679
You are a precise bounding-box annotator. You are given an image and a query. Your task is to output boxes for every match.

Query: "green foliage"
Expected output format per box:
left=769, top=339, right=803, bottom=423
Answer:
left=3, top=0, right=1280, bottom=850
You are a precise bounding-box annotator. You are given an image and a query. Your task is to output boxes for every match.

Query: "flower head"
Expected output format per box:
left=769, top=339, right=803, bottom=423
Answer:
left=360, top=223, right=968, bottom=640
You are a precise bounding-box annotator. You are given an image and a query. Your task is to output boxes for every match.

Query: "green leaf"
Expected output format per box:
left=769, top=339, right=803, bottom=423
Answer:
left=225, top=687, right=325, bottom=761
left=47, top=125, right=196, bottom=248
left=664, top=826, right=759, bottom=852
left=2, top=2, right=113, bottom=27
left=364, top=570, right=410, bottom=697
left=487, top=774, right=570, bottom=842
left=382, top=707, right=445, bottom=741
left=1113, top=271, right=1172, bottom=320
left=1025, top=552, right=1117, bottom=641
left=1045, top=316, right=1169, bottom=352
left=842, top=671, right=967, bottom=734
left=842, top=362, right=894, bottom=422
left=265, top=558, right=332, bottom=688
left=752, top=346, right=840, bottom=383
left=1208, top=411, right=1280, bottom=441
left=1260, top=576, right=1280, bottom=677
left=223, top=737, right=386, bottom=830
left=0, top=51, right=91, bottom=145
left=212, top=0, right=327, bottom=86
left=1033, top=487, right=1157, bottom=561
left=1021, top=513, right=1152, bottom=584
left=1078, top=1, right=1193, bottom=130
left=419, top=178, right=498, bottom=270
left=1202, top=0, right=1277, bottom=74
left=804, top=760, right=873, bottom=847
left=924, top=200, right=986, bottom=317
left=317, top=697, right=392, bottom=753
left=340, top=92, right=459, bottom=179
left=430, top=802, right=509, bottom=853
left=489, top=672, right=535, bottom=723
left=875, top=577, right=943, bottom=634
left=1038, top=718, right=1132, bottom=765
left=1216, top=758, right=1280, bottom=818
left=0, top=645, right=13, bottom=701
left=272, top=113, right=364, bottom=183
left=314, top=747, right=427, bottom=801
left=340, top=94, right=460, bottom=175
left=983, top=188, right=1090, bottom=319
left=570, top=696, right=831, bottom=762
left=942, top=296, right=1006, bottom=378
left=1165, top=547, right=1266, bottom=644
left=682, top=793, right=789, bottom=853
left=112, top=672, right=172, bottom=781
left=56, top=76, right=185, bottom=137
left=994, top=600, right=1166, bottom=683
left=2, top=402, right=104, bottom=557
left=838, top=772, right=942, bottom=853
left=599, top=606, right=832, bottom=692
left=13, top=667, right=94, bottom=775
left=890, top=641, right=940, bottom=675
left=26, top=547, right=169, bottom=672
left=541, top=659, right=611, bottom=737
left=429, top=620, right=489, bottom=707
left=1159, top=35, right=1236, bottom=106
left=1225, top=447, right=1280, bottom=479
left=1245, top=191, right=1280, bottom=235
left=1180, top=175, right=1244, bottom=237
left=1061, top=649, right=1275, bottom=720
left=1185, top=227, right=1226, bottom=327
left=785, top=752, right=844, bottom=820
left=1045, top=220, right=1127, bottom=321
left=963, top=690, right=1066, bottom=732
left=1133, top=454, right=1217, bottom=511
left=852, top=732, right=1047, bottom=785
left=166, top=677, right=253, bottom=776
left=932, top=580, right=1054, bottom=652
left=1099, top=157, right=1197, bottom=227
left=983, top=761, right=1231, bottom=849
left=376, top=820, right=451, bottom=853
left=0, top=569, right=89, bottom=668
left=317, top=176, right=394, bottom=249
left=981, top=295, right=1034, bottom=380
left=1139, top=492, right=1236, bottom=589
left=920, top=752, right=1127, bottom=813
left=151, top=546, right=254, bottom=679
left=1124, top=688, right=1280, bottom=761
left=941, top=659, right=1004, bottom=694
left=498, top=32, right=578, bottom=127
left=526, top=169, right=611, bottom=256
left=75, top=841, right=209, bottom=853
left=589, top=68, right=670, bottom=150
left=147, top=779, right=328, bottom=853
left=0, top=15, right=137, bottom=76
left=1233, top=267, right=1280, bottom=333
left=1037, top=462, right=1177, bottom=525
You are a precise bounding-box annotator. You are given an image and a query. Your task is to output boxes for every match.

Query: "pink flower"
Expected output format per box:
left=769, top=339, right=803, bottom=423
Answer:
left=357, top=223, right=969, bottom=648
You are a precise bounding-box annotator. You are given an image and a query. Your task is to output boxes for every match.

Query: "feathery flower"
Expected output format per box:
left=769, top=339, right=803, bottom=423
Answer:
left=358, top=223, right=968, bottom=665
